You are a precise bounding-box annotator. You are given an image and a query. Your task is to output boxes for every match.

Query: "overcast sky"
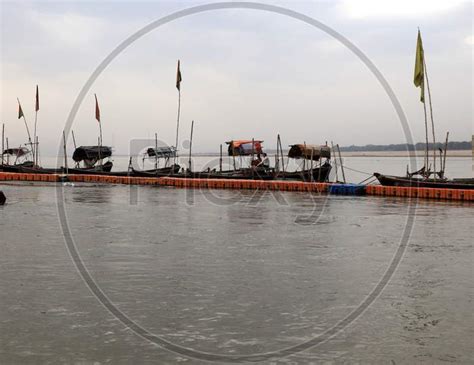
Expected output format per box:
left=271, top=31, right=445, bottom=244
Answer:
left=1, top=0, right=472, bottom=155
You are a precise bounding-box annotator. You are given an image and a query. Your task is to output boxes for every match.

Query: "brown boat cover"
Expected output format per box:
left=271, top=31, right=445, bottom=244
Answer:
left=226, top=140, right=263, bottom=156
left=288, top=144, right=331, bottom=160
left=72, top=146, right=112, bottom=162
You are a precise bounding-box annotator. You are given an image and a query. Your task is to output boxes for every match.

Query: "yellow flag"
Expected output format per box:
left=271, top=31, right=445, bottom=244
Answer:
left=414, top=30, right=425, bottom=103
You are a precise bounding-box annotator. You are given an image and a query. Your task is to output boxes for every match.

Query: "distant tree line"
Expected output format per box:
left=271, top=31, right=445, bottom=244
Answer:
left=339, top=141, right=471, bottom=152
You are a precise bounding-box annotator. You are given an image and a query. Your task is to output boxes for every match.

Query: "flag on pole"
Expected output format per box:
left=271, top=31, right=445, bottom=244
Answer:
left=18, top=100, right=24, bottom=119
left=95, top=94, right=100, bottom=123
left=414, top=30, right=425, bottom=103
left=176, top=60, right=182, bottom=91
left=35, top=85, right=40, bottom=112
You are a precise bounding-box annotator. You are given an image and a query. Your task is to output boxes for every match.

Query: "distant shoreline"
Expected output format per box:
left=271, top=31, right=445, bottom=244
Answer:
left=338, top=150, right=472, bottom=157
left=39, top=150, right=472, bottom=159
left=105, top=150, right=472, bottom=158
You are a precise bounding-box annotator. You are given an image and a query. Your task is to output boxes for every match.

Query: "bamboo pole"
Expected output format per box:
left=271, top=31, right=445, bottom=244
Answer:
left=275, top=135, right=280, bottom=173
left=174, top=89, right=181, bottom=165
left=71, top=131, right=79, bottom=167
left=63, top=130, right=68, bottom=173
left=336, top=144, right=346, bottom=183
left=423, top=57, right=437, bottom=179
left=318, top=156, right=322, bottom=182
left=279, top=135, right=285, bottom=173
left=155, top=133, right=158, bottom=171
left=33, top=85, right=39, bottom=166
left=1, top=124, right=4, bottom=166
left=251, top=138, right=255, bottom=178
left=442, top=132, right=449, bottom=177
left=188, top=120, right=194, bottom=173
left=303, top=141, right=306, bottom=172
left=97, top=137, right=101, bottom=168
left=331, top=141, right=338, bottom=182
left=71, top=130, right=77, bottom=149
left=219, top=144, right=223, bottom=172
left=33, top=114, right=38, bottom=166
left=6, top=138, right=9, bottom=164
left=232, top=143, right=236, bottom=171
left=35, top=136, right=39, bottom=167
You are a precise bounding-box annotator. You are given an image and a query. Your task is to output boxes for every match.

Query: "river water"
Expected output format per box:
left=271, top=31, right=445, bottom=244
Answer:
left=0, top=157, right=472, bottom=364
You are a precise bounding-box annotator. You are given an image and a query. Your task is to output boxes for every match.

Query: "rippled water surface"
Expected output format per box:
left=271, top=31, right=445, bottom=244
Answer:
left=0, top=162, right=473, bottom=363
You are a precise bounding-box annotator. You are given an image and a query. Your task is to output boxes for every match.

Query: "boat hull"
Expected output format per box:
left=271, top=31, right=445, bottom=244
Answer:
left=0, top=161, right=114, bottom=175
left=374, top=173, right=474, bottom=190
left=276, top=165, right=331, bottom=182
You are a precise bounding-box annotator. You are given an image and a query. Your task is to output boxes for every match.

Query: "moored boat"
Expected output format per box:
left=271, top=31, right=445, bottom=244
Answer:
left=374, top=173, right=474, bottom=190
left=374, top=30, right=471, bottom=190
left=277, top=143, right=332, bottom=182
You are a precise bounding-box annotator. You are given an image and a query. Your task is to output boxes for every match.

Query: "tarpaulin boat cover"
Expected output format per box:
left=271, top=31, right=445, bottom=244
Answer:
left=2, top=147, right=29, bottom=157
left=226, top=140, right=263, bottom=156
left=72, top=146, right=112, bottom=162
left=146, top=146, right=176, bottom=158
left=288, top=144, right=331, bottom=160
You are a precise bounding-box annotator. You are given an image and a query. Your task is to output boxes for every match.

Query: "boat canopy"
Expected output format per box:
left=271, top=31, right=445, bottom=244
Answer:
left=226, top=140, right=263, bottom=156
left=288, top=144, right=331, bottom=161
left=2, top=147, right=29, bottom=157
left=72, top=146, right=112, bottom=162
left=146, top=146, right=176, bottom=158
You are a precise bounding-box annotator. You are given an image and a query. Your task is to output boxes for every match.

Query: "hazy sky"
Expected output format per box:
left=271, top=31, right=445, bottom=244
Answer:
left=1, top=0, right=472, bottom=155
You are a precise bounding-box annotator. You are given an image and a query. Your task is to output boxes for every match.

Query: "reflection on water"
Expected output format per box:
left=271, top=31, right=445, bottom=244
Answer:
left=70, top=185, right=113, bottom=204
left=0, top=183, right=472, bottom=363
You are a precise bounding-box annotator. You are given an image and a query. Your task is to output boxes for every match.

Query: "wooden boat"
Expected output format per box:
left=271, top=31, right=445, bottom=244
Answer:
left=1, top=147, right=35, bottom=172
left=218, top=139, right=275, bottom=180
left=132, top=146, right=181, bottom=176
left=277, top=143, right=332, bottom=182
left=374, top=173, right=474, bottom=190
left=72, top=145, right=113, bottom=172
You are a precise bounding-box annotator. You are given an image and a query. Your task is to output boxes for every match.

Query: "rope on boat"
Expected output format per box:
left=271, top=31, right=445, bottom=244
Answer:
left=357, top=175, right=377, bottom=185
left=339, top=164, right=374, bottom=176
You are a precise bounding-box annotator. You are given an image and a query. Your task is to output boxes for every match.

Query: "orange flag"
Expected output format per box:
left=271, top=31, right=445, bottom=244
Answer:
left=18, top=100, right=24, bottom=119
left=95, top=94, right=100, bottom=123
left=176, top=60, right=182, bottom=91
left=35, top=85, right=40, bottom=112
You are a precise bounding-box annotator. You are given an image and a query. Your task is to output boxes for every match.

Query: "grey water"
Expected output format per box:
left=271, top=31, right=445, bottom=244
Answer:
left=0, top=157, right=473, bottom=364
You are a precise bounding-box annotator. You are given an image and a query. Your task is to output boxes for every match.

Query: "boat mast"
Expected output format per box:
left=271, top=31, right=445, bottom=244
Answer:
left=441, top=132, right=449, bottom=178
left=188, top=120, right=194, bottom=173
left=71, top=130, right=78, bottom=167
left=6, top=138, right=9, bottom=164
left=95, top=94, right=103, bottom=167
left=414, top=29, right=430, bottom=177
left=219, top=144, right=223, bottom=172
left=1, top=123, right=4, bottom=166
left=174, top=60, right=182, bottom=165
left=337, top=144, right=346, bottom=183
left=63, top=130, right=68, bottom=173
left=423, top=56, right=437, bottom=179
left=155, top=133, right=158, bottom=171
left=331, top=141, right=339, bottom=182
left=33, top=85, right=39, bottom=167
left=278, top=134, right=285, bottom=173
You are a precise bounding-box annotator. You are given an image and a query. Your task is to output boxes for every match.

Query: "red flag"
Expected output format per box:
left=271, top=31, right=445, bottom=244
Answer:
left=95, top=94, right=100, bottom=123
left=176, top=60, right=182, bottom=91
left=35, top=85, right=39, bottom=112
left=18, top=100, right=24, bottom=119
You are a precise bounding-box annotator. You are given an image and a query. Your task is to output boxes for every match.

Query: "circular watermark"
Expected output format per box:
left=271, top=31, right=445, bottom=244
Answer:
left=56, top=2, right=418, bottom=362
